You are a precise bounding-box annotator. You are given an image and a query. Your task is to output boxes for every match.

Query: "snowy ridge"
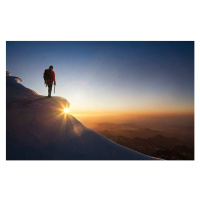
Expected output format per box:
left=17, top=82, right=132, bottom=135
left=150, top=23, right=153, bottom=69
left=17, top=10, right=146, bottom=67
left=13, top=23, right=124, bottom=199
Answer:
left=7, top=76, right=37, bottom=101
left=6, top=75, right=158, bottom=160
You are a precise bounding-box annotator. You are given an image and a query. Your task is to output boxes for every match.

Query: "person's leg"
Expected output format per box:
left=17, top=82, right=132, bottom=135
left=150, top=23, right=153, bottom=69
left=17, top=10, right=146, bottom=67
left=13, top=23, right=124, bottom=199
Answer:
left=48, top=84, right=50, bottom=97
left=48, top=83, right=52, bottom=97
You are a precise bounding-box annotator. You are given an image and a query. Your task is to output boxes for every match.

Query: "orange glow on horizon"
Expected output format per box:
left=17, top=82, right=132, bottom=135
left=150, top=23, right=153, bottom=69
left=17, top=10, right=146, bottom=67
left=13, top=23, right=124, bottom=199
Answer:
left=69, top=109, right=194, bottom=117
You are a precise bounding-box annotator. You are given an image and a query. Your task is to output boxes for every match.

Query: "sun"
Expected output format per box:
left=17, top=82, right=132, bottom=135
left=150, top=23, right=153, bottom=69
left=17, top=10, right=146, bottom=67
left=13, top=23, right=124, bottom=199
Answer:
left=64, top=108, right=69, bottom=113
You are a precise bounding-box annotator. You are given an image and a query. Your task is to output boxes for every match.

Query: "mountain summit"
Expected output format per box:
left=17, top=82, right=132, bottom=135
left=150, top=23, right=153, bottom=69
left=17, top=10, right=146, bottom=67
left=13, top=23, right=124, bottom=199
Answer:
left=6, top=74, right=157, bottom=160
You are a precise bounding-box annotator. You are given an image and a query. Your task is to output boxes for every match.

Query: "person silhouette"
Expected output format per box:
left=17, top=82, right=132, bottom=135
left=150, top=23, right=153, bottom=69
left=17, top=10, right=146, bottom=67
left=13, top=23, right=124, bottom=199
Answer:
left=43, top=65, right=56, bottom=97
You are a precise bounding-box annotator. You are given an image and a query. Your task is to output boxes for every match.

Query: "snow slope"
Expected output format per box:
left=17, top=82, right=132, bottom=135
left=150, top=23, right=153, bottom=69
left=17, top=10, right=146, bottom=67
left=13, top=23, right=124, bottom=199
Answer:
left=6, top=75, right=157, bottom=160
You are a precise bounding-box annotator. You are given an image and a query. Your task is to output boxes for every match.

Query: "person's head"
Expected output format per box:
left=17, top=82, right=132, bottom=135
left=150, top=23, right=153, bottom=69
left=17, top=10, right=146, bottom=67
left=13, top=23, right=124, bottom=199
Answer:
left=49, top=65, right=53, bottom=70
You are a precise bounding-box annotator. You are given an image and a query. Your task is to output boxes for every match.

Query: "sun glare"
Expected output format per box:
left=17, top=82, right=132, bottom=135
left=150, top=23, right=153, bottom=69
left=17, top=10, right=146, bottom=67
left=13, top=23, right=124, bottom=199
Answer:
left=64, top=108, right=69, bottom=113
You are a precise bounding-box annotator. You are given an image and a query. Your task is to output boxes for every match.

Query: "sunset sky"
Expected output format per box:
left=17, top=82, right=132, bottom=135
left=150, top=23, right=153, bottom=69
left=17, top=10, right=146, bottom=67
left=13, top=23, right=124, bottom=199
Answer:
left=6, top=41, right=194, bottom=114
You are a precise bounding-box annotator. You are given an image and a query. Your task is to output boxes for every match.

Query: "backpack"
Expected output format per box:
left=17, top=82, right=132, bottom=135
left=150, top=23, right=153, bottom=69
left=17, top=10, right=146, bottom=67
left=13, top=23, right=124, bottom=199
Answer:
left=43, top=69, right=53, bottom=81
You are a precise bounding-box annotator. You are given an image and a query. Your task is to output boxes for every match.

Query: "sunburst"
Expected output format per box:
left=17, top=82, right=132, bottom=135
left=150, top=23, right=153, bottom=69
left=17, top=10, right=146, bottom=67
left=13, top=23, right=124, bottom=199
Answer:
left=64, top=108, right=69, bottom=113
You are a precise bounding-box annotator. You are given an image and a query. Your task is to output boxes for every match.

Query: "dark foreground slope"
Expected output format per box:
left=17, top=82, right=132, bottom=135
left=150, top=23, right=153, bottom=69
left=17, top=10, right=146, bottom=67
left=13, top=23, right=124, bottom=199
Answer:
left=6, top=76, right=157, bottom=160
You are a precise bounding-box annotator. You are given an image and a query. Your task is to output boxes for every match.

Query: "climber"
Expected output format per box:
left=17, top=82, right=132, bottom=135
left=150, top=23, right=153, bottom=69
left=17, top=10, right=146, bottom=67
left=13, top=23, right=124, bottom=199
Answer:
left=43, top=65, right=56, bottom=97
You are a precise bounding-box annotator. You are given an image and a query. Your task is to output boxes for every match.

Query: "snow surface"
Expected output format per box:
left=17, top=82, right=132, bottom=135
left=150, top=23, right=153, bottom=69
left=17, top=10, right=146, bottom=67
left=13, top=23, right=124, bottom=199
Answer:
left=6, top=75, right=158, bottom=160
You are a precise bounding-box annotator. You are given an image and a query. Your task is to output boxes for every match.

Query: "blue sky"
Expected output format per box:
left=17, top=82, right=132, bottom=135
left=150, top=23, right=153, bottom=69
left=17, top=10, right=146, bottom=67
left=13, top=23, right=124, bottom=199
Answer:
left=6, top=41, right=194, bottom=113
